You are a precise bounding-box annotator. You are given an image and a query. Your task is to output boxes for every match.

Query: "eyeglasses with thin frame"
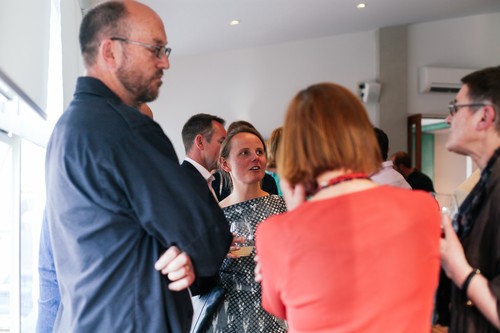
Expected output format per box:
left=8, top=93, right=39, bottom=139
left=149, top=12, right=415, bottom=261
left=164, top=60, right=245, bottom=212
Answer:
left=110, top=37, right=171, bottom=59
left=447, top=101, right=490, bottom=116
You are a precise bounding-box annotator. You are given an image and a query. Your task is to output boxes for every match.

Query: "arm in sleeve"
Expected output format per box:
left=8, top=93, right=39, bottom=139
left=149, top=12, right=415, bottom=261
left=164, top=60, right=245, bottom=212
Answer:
left=459, top=183, right=500, bottom=329
left=256, top=216, right=287, bottom=319
left=108, top=125, right=232, bottom=277
left=36, top=213, right=60, bottom=333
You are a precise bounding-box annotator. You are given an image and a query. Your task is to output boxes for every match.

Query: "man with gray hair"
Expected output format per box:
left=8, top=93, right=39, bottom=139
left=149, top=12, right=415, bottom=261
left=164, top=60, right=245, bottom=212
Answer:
left=440, top=66, right=500, bottom=332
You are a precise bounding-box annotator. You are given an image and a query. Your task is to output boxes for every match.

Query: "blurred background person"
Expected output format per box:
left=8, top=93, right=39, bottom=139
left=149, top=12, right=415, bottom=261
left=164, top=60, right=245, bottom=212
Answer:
left=371, top=127, right=412, bottom=189
left=266, top=126, right=283, bottom=195
left=391, top=151, right=435, bottom=192
left=440, top=66, right=500, bottom=332
left=206, top=125, right=287, bottom=333
left=255, top=82, right=441, bottom=333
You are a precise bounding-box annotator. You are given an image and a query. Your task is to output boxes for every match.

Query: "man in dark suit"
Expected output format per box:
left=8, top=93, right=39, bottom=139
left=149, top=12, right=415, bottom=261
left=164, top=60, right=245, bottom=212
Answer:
left=181, top=114, right=227, bottom=200
left=181, top=114, right=228, bottom=298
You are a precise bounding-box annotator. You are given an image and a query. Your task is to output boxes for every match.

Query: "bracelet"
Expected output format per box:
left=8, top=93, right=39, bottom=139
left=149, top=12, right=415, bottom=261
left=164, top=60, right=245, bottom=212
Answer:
left=461, top=268, right=480, bottom=305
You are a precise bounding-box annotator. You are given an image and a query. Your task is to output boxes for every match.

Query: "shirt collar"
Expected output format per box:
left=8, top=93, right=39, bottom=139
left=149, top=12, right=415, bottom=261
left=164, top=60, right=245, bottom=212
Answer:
left=184, top=157, right=213, bottom=181
left=381, top=160, right=394, bottom=168
left=75, top=76, right=123, bottom=105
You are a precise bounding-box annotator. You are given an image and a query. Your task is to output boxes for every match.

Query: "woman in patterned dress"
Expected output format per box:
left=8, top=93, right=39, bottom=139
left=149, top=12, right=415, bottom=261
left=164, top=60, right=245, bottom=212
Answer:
left=205, top=125, right=287, bottom=333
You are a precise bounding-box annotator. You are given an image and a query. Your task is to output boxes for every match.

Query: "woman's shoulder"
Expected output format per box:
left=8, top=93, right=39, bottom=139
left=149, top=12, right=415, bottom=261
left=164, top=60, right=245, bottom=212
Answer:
left=370, top=187, right=441, bottom=225
left=221, top=194, right=284, bottom=212
left=261, top=194, right=287, bottom=212
left=266, top=193, right=285, bottom=203
left=370, top=185, right=433, bottom=200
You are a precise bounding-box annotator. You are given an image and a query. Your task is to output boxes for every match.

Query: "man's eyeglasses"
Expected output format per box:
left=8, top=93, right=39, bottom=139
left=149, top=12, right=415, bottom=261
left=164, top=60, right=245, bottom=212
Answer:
left=110, top=37, right=171, bottom=59
left=447, top=102, right=489, bottom=116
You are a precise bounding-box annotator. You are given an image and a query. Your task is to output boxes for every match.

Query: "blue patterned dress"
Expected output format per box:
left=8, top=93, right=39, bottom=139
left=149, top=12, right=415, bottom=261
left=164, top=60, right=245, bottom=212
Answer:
left=206, top=195, right=288, bottom=333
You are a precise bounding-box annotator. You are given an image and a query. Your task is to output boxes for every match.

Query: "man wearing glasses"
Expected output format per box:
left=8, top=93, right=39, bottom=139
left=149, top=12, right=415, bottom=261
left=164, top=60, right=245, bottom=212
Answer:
left=440, top=66, right=500, bottom=332
left=39, top=1, right=231, bottom=332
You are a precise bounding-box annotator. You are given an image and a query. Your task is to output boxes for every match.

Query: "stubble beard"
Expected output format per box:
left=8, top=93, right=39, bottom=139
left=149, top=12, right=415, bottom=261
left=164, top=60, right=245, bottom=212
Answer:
left=116, top=56, right=163, bottom=104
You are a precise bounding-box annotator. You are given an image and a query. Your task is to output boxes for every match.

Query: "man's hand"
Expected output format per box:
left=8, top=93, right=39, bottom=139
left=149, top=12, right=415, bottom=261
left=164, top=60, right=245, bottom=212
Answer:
left=440, top=214, right=471, bottom=284
left=154, top=246, right=195, bottom=291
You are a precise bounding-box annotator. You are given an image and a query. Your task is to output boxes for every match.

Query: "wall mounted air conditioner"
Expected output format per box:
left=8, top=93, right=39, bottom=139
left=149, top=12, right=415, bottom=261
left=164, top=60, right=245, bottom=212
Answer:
left=419, top=67, right=475, bottom=93
left=357, top=81, right=381, bottom=103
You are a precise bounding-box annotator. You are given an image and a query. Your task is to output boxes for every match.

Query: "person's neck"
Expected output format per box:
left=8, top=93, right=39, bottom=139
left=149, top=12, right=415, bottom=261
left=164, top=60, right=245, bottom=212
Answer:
left=399, top=167, right=413, bottom=178
left=471, top=138, right=500, bottom=170
left=186, top=153, right=210, bottom=172
left=407, top=168, right=416, bottom=177
left=220, top=182, right=267, bottom=208
left=86, top=70, right=136, bottom=106
left=310, top=169, right=376, bottom=201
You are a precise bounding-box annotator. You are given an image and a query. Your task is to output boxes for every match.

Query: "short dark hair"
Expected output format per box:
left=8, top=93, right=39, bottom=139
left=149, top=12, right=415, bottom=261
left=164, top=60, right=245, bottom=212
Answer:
left=392, top=151, right=412, bottom=169
left=461, top=66, right=500, bottom=133
left=374, top=127, right=389, bottom=160
left=181, top=114, right=225, bottom=153
left=79, top=1, right=129, bottom=67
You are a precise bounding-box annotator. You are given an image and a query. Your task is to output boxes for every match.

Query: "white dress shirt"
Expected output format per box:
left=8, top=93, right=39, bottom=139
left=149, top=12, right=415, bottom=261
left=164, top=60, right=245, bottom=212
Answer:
left=371, top=160, right=412, bottom=189
left=184, top=157, right=218, bottom=200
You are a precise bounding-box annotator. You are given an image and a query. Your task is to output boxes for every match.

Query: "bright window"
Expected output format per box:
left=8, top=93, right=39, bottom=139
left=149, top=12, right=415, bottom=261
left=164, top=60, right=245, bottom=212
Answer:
left=0, top=133, right=19, bottom=331
left=0, top=0, right=61, bottom=331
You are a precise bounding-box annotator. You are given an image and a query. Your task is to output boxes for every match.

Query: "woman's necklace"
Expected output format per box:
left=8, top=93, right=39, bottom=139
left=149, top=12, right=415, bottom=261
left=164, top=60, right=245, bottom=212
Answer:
left=311, top=172, right=370, bottom=196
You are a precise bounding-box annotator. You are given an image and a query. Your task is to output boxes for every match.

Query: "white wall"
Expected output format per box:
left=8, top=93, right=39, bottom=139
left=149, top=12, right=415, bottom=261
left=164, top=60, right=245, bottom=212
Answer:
left=58, top=9, right=500, bottom=168
left=0, top=0, right=51, bottom=111
left=152, top=31, right=378, bottom=159
left=154, top=11, right=500, bottom=160
left=407, top=12, right=500, bottom=117
left=433, top=131, right=468, bottom=193
left=61, top=0, right=85, bottom=110
left=407, top=12, right=500, bottom=191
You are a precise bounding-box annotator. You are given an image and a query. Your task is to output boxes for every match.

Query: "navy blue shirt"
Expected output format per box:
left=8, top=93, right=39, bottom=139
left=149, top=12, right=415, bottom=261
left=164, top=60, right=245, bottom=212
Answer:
left=43, top=77, right=231, bottom=332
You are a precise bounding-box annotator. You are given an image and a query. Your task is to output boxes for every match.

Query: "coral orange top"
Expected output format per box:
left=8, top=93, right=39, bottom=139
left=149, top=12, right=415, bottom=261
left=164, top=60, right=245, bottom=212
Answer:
left=256, top=186, right=441, bottom=333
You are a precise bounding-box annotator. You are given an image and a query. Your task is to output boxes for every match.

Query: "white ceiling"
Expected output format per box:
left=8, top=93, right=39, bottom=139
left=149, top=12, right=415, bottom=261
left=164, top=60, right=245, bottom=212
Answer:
left=140, top=0, right=500, bottom=57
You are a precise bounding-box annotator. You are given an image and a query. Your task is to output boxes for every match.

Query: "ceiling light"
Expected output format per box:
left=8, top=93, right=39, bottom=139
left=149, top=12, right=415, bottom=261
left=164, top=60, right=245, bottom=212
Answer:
left=229, top=20, right=240, bottom=26
left=357, top=3, right=367, bottom=9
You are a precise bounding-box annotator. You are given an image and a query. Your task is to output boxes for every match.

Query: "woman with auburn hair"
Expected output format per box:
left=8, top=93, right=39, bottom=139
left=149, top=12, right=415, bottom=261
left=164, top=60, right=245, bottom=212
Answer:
left=255, top=83, right=441, bottom=332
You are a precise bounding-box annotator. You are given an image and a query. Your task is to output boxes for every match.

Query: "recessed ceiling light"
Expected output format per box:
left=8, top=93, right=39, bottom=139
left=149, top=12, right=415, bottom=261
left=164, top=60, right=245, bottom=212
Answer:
left=357, top=3, right=367, bottom=9
left=229, top=20, right=240, bottom=26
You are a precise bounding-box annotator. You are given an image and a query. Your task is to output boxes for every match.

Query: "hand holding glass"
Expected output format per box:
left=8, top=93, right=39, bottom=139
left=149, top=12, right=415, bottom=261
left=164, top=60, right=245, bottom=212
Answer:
left=434, top=193, right=459, bottom=232
left=230, top=220, right=254, bottom=257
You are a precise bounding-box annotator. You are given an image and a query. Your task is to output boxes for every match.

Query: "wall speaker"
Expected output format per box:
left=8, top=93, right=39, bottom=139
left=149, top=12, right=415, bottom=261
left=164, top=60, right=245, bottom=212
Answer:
left=357, top=81, right=381, bottom=103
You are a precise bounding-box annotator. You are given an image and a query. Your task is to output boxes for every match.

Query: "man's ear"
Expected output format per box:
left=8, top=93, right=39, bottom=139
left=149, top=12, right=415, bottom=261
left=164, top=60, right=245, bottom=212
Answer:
left=194, top=134, right=204, bottom=150
left=220, top=157, right=231, bottom=172
left=477, top=105, right=496, bottom=131
left=101, top=39, right=120, bottom=68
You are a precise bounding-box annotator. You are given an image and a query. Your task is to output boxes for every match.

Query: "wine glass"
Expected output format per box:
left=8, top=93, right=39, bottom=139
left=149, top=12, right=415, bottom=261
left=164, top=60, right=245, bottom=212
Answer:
left=433, top=192, right=459, bottom=231
left=229, top=220, right=254, bottom=257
